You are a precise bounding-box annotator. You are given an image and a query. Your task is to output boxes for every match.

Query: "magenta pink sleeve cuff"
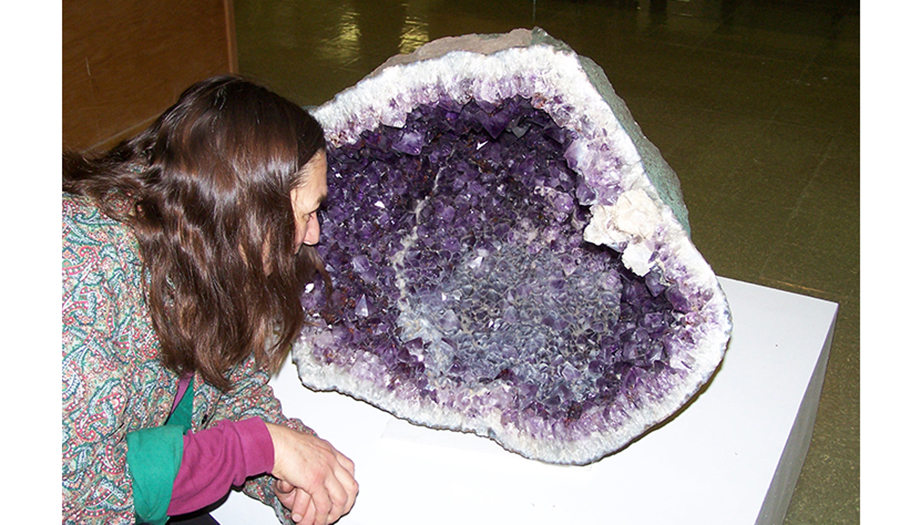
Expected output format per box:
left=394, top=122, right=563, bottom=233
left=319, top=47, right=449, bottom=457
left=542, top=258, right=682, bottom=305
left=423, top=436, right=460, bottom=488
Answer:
left=167, top=417, right=275, bottom=517
left=234, top=416, right=275, bottom=477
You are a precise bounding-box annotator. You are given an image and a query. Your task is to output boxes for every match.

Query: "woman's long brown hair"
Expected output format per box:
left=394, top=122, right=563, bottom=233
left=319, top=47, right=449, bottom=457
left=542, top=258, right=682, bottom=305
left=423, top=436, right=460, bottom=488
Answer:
left=64, top=75, right=327, bottom=391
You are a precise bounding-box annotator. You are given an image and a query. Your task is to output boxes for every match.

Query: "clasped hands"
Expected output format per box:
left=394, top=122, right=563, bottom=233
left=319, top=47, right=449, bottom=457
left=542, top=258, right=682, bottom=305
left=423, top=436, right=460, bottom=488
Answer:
left=265, top=422, right=359, bottom=525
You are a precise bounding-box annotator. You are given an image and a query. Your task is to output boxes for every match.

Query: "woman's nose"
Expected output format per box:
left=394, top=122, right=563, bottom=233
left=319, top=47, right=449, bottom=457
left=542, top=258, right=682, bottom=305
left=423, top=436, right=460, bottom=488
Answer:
left=304, top=212, right=321, bottom=245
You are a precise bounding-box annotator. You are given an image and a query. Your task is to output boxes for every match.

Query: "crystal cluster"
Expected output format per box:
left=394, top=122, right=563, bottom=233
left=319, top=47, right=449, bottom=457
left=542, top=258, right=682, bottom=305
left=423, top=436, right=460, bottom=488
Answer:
left=295, top=28, right=732, bottom=464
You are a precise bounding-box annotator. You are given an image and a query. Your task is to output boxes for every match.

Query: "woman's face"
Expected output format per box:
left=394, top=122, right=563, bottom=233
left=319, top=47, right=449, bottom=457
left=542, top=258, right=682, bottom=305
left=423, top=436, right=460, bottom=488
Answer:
left=290, top=150, right=328, bottom=252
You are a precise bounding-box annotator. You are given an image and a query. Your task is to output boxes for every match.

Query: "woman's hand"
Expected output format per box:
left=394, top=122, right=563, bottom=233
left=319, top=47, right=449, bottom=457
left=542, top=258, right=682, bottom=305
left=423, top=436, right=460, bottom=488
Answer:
left=264, top=422, right=358, bottom=525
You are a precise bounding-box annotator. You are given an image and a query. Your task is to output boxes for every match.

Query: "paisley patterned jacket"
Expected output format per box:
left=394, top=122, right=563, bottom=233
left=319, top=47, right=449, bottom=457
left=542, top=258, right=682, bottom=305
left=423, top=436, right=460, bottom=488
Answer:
left=62, top=193, right=313, bottom=524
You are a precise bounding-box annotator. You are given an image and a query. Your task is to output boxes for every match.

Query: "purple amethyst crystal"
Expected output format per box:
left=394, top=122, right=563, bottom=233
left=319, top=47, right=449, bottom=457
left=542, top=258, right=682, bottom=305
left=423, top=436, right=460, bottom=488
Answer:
left=295, top=28, right=732, bottom=465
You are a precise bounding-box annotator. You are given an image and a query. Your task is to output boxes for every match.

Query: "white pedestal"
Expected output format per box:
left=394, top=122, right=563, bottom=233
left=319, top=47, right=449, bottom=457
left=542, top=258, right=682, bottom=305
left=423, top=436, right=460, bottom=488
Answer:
left=212, top=277, right=838, bottom=525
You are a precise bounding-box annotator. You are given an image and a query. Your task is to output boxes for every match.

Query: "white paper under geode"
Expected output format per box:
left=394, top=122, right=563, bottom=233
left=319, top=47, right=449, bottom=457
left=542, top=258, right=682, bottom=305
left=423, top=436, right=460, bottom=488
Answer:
left=292, top=28, right=732, bottom=465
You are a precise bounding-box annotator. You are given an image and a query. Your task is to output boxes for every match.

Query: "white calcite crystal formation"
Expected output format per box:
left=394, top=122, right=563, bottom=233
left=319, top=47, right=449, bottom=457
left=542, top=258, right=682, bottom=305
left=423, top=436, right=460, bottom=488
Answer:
left=294, top=28, right=732, bottom=465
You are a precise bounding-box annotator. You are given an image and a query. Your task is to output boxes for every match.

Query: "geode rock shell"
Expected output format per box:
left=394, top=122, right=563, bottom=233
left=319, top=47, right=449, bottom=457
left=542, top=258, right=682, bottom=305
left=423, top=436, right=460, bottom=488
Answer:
left=294, top=28, right=732, bottom=465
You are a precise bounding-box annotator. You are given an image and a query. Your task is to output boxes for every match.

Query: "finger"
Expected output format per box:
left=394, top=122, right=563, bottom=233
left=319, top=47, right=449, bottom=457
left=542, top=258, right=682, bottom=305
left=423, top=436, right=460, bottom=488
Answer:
left=334, top=450, right=356, bottom=477
left=333, top=470, right=358, bottom=515
left=276, top=489, right=295, bottom=511
left=322, top=450, right=355, bottom=495
left=290, top=489, right=311, bottom=523
left=298, top=498, right=318, bottom=525
left=274, top=480, right=296, bottom=510
left=275, top=479, right=295, bottom=494
left=331, top=459, right=358, bottom=513
left=307, top=486, right=333, bottom=525
left=322, top=476, right=351, bottom=524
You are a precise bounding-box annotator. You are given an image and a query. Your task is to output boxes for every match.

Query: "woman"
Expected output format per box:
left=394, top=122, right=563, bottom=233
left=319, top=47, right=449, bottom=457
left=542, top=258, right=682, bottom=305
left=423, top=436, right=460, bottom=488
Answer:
left=62, top=75, right=358, bottom=525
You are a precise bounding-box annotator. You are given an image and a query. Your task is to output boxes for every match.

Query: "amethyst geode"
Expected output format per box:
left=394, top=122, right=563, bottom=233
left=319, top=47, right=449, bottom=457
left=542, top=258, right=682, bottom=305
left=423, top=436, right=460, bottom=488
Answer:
left=294, top=28, right=732, bottom=465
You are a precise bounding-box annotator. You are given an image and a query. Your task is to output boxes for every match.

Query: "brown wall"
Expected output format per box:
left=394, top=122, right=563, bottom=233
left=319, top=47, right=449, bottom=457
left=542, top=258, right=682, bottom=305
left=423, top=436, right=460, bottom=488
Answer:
left=63, top=0, right=237, bottom=151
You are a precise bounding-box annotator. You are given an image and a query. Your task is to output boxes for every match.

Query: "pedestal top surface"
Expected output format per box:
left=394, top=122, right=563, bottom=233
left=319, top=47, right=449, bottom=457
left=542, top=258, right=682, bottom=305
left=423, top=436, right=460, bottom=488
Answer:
left=214, top=277, right=839, bottom=525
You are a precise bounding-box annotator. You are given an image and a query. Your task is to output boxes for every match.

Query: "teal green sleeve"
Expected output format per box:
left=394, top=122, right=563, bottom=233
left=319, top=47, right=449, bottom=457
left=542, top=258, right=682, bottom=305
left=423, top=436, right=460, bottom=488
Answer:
left=127, top=377, right=193, bottom=524
left=126, top=425, right=186, bottom=525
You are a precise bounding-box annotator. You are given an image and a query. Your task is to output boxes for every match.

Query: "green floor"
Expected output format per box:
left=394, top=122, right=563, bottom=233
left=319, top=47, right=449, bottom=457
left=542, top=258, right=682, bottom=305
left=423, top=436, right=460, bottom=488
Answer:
left=233, top=1, right=860, bottom=522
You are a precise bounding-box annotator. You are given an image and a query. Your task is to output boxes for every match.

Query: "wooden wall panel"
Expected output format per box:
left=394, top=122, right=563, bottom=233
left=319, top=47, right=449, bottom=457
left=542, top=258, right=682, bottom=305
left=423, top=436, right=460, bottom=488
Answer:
left=63, top=0, right=237, bottom=151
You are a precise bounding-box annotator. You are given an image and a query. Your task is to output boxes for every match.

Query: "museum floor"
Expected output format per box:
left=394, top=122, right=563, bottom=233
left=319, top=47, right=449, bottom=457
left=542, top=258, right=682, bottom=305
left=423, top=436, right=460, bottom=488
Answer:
left=233, top=1, right=860, bottom=522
